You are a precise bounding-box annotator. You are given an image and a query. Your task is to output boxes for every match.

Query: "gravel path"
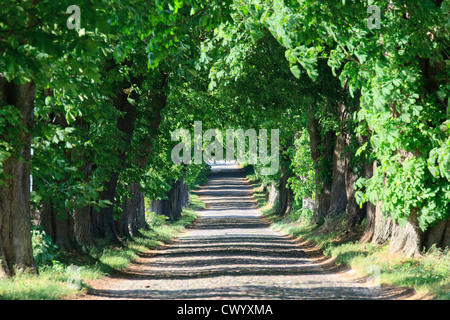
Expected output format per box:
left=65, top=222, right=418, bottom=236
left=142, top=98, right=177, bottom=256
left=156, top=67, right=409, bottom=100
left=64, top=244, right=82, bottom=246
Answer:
left=80, top=162, right=416, bottom=300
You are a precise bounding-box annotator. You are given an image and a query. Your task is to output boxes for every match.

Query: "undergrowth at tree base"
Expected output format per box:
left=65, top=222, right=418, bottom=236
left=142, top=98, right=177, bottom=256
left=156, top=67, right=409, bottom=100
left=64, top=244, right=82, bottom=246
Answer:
left=0, top=193, right=204, bottom=300
left=248, top=174, right=450, bottom=300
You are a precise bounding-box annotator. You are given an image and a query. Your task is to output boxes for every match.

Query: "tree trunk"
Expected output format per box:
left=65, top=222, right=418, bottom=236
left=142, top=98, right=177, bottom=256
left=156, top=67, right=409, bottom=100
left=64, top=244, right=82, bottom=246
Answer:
left=41, top=202, right=76, bottom=252
left=117, top=182, right=142, bottom=238
left=363, top=57, right=448, bottom=255
left=358, top=160, right=395, bottom=245
left=0, top=79, right=37, bottom=277
left=91, top=172, right=121, bottom=244
left=344, top=134, right=368, bottom=230
left=308, top=108, right=334, bottom=225
left=328, top=130, right=347, bottom=217
left=72, top=164, right=96, bottom=250
left=345, top=163, right=366, bottom=229
left=442, top=221, right=450, bottom=249
left=181, top=181, right=189, bottom=208
left=91, top=71, right=144, bottom=244
left=367, top=154, right=426, bottom=257
left=118, top=188, right=147, bottom=236
left=115, top=70, right=168, bottom=237
left=136, top=192, right=147, bottom=229
left=274, top=161, right=294, bottom=217
left=359, top=160, right=377, bottom=243
left=388, top=208, right=424, bottom=257
left=73, top=205, right=95, bottom=251
left=371, top=202, right=394, bottom=245
left=158, top=177, right=185, bottom=221
left=151, top=199, right=163, bottom=215
left=423, top=219, right=450, bottom=251
left=35, top=91, right=95, bottom=252
left=267, top=182, right=279, bottom=207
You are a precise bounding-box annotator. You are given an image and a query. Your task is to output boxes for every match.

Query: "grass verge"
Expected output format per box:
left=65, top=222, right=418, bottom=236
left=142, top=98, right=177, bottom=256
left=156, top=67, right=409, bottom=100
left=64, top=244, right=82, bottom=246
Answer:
left=246, top=173, right=450, bottom=300
left=0, top=193, right=204, bottom=300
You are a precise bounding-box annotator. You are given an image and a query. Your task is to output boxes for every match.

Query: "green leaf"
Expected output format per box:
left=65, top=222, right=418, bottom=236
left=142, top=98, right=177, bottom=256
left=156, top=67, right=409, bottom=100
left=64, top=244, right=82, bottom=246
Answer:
left=290, top=64, right=301, bottom=79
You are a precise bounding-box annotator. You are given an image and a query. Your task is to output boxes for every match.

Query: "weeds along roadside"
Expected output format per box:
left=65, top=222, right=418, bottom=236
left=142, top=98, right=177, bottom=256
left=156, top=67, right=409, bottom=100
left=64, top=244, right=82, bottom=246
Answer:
left=246, top=171, right=450, bottom=300
left=0, top=193, right=205, bottom=300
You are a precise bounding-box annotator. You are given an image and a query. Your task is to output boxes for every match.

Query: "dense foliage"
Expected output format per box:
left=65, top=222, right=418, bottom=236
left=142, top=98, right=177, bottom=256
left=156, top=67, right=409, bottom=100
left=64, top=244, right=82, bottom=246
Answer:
left=0, top=0, right=449, bottom=277
left=199, top=0, right=450, bottom=256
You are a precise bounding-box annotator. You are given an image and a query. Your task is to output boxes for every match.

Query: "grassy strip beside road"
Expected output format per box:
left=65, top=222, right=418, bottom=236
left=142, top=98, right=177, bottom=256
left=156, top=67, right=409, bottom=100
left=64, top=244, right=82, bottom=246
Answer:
left=0, top=193, right=204, bottom=300
left=246, top=172, right=450, bottom=300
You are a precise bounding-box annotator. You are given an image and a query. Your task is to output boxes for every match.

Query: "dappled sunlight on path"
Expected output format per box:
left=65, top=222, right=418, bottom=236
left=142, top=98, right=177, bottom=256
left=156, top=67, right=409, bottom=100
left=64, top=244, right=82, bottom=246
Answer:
left=80, top=162, right=415, bottom=300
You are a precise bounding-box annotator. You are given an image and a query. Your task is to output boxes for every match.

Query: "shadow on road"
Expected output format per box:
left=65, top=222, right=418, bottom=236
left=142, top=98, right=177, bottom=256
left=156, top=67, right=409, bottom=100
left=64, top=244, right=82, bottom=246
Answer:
left=84, top=163, right=417, bottom=300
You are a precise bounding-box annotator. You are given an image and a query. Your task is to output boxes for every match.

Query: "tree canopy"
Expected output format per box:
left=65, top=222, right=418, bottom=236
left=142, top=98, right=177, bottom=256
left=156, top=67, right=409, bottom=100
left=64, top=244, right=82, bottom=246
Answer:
left=0, top=0, right=449, bottom=277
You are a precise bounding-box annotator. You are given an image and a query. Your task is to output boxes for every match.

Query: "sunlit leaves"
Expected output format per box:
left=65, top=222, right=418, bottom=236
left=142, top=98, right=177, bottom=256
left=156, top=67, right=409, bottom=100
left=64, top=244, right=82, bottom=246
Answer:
left=227, top=0, right=450, bottom=230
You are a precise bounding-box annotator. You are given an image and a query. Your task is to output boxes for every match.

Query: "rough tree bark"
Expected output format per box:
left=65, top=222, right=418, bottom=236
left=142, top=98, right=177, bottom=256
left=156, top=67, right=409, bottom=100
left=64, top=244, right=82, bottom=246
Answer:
left=92, top=172, right=121, bottom=244
left=360, top=161, right=394, bottom=245
left=367, top=54, right=448, bottom=255
left=424, top=219, right=450, bottom=250
left=308, top=108, right=334, bottom=225
left=117, top=182, right=143, bottom=238
left=73, top=205, right=95, bottom=251
left=371, top=204, right=394, bottom=246
left=39, top=102, right=81, bottom=252
left=328, top=129, right=347, bottom=217
left=116, top=70, right=168, bottom=237
left=273, top=157, right=294, bottom=217
left=0, top=78, right=37, bottom=276
left=378, top=56, right=447, bottom=256
left=359, top=160, right=377, bottom=243
left=345, top=164, right=366, bottom=230
left=344, top=134, right=368, bottom=230
left=41, top=202, right=76, bottom=252
left=72, top=163, right=96, bottom=250
left=384, top=151, right=428, bottom=256
left=267, top=182, right=279, bottom=207
left=182, top=181, right=189, bottom=208
left=92, top=72, right=143, bottom=243
left=157, top=177, right=186, bottom=221
left=388, top=208, right=424, bottom=257
left=150, top=199, right=163, bottom=215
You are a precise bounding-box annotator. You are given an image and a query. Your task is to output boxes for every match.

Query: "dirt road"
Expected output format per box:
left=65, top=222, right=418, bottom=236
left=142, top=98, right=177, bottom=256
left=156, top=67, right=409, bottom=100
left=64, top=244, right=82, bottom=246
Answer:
left=78, top=162, right=416, bottom=300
